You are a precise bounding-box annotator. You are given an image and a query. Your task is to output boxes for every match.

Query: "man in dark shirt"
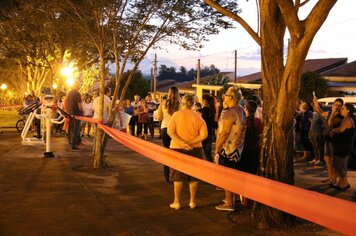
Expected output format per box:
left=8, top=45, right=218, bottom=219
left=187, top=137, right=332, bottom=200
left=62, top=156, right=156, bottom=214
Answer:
left=198, top=94, right=215, bottom=162
left=67, top=80, right=83, bottom=151
left=145, top=94, right=157, bottom=138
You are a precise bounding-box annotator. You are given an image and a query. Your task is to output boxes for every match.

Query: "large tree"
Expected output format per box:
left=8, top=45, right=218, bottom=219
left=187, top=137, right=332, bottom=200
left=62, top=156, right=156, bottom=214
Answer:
left=0, top=0, right=76, bottom=96
left=204, top=0, right=337, bottom=228
left=61, top=0, right=237, bottom=168
left=59, top=0, right=118, bottom=168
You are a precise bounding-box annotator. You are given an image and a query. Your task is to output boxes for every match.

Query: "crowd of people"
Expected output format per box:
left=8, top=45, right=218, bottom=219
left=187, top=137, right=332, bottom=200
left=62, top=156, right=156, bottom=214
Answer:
left=154, top=86, right=263, bottom=211
left=22, top=81, right=355, bottom=210
left=158, top=87, right=355, bottom=211
left=49, top=83, right=264, bottom=211
left=295, top=97, right=355, bottom=191
left=62, top=81, right=160, bottom=151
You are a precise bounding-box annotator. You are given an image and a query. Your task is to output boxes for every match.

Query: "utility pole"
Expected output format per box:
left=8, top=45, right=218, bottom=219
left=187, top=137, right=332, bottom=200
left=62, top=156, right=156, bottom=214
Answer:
left=153, top=54, right=157, bottom=100
left=234, top=50, right=237, bottom=83
left=150, top=68, right=153, bottom=92
left=197, top=59, right=200, bottom=84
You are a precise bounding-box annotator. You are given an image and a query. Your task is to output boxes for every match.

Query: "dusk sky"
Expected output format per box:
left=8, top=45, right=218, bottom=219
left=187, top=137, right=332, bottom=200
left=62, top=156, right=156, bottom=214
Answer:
left=141, top=1, right=356, bottom=76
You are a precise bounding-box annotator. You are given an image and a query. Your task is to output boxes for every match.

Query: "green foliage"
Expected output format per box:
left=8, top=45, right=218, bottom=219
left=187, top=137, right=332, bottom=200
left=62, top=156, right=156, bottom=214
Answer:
left=0, top=0, right=81, bottom=96
left=299, top=71, right=328, bottom=102
left=0, top=109, right=22, bottom=127
left=107, top=70, right=149, bottom=100
left=158, top=65, right=193, bottom=82
left=0, top=0, right=238, bottom=100
left=79, top=65, right=100, bottom=95
left=158, top=64, right=221, bottom=82
left=200, top=73, right=229, bottom=85
left=200, top=65, right=220, bottom=77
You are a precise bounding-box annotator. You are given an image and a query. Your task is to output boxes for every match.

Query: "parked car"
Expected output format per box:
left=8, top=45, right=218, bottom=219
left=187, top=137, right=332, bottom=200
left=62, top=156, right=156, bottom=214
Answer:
left=318, top=97, right=356, bottom=107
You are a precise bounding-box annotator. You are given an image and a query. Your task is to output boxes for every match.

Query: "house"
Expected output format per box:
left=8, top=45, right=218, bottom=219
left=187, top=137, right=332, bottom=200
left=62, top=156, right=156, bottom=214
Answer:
left=321, top=60, right=356, bottom=96
left=151, top=58, right=356, bottom=101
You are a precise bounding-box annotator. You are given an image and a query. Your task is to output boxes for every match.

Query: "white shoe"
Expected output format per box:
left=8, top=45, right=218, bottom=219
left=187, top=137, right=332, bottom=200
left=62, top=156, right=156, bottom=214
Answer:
left=215, top=204, right=234, bottom=211
left=314, top=160, right=322, bottom=166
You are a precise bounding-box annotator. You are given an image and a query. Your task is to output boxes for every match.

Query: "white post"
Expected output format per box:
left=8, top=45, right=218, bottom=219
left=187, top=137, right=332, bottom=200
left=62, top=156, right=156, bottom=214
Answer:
left=197, top=59, right=200, bottom=84
left=43, top=108, right=55, bottom=158
left=154, top=54, right=157, bottom=101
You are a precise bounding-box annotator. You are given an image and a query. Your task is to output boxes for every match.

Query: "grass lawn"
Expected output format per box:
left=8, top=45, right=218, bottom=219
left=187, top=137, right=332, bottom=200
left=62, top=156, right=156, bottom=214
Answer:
left=0, top=109, right=22, bottom=127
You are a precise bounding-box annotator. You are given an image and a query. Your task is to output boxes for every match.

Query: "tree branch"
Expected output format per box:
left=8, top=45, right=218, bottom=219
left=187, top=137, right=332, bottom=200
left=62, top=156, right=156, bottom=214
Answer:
left=204, top=0, right=260, bottom=45
left=304, top=0, right=337, bottom=39
left=296, top=0, right=311, bottom=9
left=276, top=0, right=302, bottom=39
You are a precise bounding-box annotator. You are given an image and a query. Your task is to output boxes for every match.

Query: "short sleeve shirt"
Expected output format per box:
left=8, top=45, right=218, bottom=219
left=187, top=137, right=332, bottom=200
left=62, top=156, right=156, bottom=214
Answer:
left=217, top=105, right=246, bottom=156
left=168, top=109, right=207, bottom=149
left=67, top=89, right=82, bottom=116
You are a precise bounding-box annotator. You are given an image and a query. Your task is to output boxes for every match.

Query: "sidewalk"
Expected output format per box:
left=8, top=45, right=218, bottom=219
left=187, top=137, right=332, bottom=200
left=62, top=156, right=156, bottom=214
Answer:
left=0, top=129, right=353, bottom=235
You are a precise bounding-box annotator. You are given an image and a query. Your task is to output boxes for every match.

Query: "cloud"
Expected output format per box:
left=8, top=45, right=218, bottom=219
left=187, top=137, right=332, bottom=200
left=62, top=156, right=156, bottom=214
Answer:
left=238, top=49, right=261, bottom=61
left=306, top=49, right=330, bottom=58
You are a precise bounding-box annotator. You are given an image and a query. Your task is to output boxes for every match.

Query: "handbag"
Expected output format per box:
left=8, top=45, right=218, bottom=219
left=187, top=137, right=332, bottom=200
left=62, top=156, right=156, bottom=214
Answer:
left=219, top=148, right=241, bottom=163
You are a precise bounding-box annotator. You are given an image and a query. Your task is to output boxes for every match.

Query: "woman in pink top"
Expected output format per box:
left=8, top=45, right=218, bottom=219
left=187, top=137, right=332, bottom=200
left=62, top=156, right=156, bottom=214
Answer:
left=167, top=94, right=208, bottom=210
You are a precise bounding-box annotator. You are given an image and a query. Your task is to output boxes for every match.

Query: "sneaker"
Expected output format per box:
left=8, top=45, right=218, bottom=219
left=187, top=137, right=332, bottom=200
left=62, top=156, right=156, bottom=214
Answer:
left=215, top=204, right=234, bottom=211
left=308, top=159, right=316, bottom=164
left=314, top=160, right=322, bottom=166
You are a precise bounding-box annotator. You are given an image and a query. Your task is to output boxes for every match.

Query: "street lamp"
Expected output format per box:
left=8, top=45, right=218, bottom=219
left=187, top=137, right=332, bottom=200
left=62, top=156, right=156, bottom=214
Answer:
left=1, top=83, right=7, bottom=105
left=61, top=63, right=77, bottom=90
left=1, top=83, right=7, bottom=91
left=65, top=77, right=75, bottom=87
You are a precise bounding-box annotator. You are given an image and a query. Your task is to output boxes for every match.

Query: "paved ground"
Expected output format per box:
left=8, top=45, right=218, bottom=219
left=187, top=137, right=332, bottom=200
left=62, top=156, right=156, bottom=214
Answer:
left=0, top=128, right=354, bottom=235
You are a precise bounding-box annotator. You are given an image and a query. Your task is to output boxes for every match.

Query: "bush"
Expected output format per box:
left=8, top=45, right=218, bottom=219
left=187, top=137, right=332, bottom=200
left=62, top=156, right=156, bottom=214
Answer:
left=0, top=109, right=22, bottom=127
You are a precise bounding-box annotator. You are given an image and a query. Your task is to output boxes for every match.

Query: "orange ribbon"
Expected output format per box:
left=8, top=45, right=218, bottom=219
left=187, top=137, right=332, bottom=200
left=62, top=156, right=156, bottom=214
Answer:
left=74, top=116, right=356, bottom=235
left=0, top=104, right=24, bottom=109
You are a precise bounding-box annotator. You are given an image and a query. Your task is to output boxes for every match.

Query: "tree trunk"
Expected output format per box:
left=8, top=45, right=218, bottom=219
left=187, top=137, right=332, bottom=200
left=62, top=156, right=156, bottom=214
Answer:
left=203, top=0, right=337, bottom=229
left=253, top=1, right=298, bottom=228
left=93, top=49, right=106, bottom=169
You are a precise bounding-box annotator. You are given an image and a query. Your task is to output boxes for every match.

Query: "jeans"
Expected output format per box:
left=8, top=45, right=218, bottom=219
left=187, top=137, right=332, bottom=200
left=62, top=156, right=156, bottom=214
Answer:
left=202, top=135, right=213, bottom=162
left=161, top=128, right=171, bottom=182
left=129, top=115, right=138, bottom=136
left=69, top=119, right=81, bottom=148
left=148, top=117, right=154, bottom=137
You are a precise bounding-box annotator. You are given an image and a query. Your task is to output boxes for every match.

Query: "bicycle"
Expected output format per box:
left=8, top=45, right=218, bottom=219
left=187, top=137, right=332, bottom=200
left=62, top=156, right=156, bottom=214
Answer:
left=16, top=115, right=26, bottom=132
left=16, top=102, right=41, bottom=133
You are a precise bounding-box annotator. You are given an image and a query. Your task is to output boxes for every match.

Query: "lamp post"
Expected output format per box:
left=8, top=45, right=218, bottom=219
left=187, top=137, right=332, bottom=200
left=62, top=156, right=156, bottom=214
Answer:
left=1, top=83, right=7, bottom=105
left=61, top=63, right=77, bottom=91
left=0, top=83, right=7, bottom=133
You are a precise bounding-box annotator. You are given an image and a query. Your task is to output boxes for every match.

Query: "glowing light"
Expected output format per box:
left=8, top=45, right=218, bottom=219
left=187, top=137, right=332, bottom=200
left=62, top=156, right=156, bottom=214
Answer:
left=61, top=67, right=72, bottom=77
left=66, top=77, right=75, bottom=87
left=61, top=63, right=76, bottom=77
left=0, top=83, right=7, bottom=91
left=52, top=83, right=58, bottom=90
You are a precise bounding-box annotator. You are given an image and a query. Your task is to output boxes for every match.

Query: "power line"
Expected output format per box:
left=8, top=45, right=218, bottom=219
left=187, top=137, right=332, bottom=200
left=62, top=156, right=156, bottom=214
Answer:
left=142, top=16, right=356, bottom=68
